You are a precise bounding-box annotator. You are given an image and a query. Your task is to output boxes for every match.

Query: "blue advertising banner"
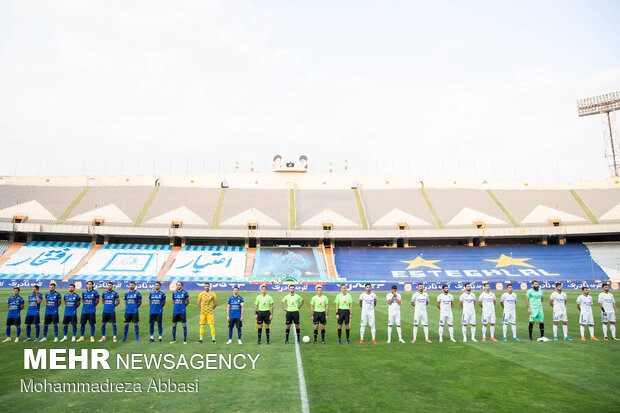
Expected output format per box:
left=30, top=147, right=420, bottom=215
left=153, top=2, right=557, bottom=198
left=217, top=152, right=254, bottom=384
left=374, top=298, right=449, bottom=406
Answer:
left=334, top=244, right=608, bottom=282
left=0, top=278, right=614, bottom=292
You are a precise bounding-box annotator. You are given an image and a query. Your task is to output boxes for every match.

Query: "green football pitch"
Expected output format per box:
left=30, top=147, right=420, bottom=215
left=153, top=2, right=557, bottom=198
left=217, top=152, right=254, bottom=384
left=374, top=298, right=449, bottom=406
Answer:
left=0, top=288, right=619, bottom=412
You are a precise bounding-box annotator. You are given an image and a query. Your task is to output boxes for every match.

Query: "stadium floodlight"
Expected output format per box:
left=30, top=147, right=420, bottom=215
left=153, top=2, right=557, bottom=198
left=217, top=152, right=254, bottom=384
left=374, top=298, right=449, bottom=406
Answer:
left=577, top=91, right=620, bottom=177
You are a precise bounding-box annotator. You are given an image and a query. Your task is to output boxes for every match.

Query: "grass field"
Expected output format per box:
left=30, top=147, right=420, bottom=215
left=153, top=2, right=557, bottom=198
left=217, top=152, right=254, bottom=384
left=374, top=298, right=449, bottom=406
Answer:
left=0, top=288, right=619, bottom=412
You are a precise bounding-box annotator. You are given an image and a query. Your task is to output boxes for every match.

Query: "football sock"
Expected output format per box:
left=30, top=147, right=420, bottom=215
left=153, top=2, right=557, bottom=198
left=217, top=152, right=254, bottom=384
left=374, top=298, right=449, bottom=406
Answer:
left=602, top=323, right=608, bottom=338
left=580, top=325, right=585, bottom=337
left=337, top=328, right=342, bottom=339
left=172, top=326, right=177, bottom=340
left=134, top=325, right=139, bottom=340
left=511, top=324, right=517, bottom=338
left=562, top=324, right=568, bottom=338
left=588, top=325, right=594, bottom=337
left=397, top=326, right=402, bottom=340
left=471, top=326, right=476, bottom=339
left=490, top=325, right=495, bottom=337
left=199, top=324, right=205, bottom=340
left=209, top=324, right=215, bottom=338
left=183, top=325, right=187, bottom=341
left=539, top=323, right=544, bottom=337
left=528, top=322, right=533, bottom=339
left=448, top=326, right=454, bottom=339
left=388, top=325, right=392, bottom=339
left=423, top=326, right=429, bottom=340
left=345, top=328, right=350, bottom=340
left=503, top=323, right=507, bottom=338
left=26, top=325, right=31, bottom=339
left=610, top=324, right=616, bottom=338
left=553, top=324, right=558, bottom=337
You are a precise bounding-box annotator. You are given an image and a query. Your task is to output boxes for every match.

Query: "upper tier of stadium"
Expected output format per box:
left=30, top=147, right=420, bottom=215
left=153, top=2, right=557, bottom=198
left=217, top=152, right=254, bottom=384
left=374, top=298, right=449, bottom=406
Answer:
left=0, top=172, right=619, bottom=240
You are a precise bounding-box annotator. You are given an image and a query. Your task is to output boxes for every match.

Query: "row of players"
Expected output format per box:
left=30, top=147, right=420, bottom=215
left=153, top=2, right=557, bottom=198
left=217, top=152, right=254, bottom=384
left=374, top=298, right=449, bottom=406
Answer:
left=4, top=280, right=619, bottom=344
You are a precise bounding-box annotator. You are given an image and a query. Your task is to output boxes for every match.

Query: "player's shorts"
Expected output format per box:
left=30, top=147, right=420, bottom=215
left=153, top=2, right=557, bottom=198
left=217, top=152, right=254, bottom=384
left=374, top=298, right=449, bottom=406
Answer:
left=228, top=318, right=242, bottom=329
left=44, top=313, right=59, bottom=325
left=361, top=312, right=375, bottom=326
left=63, top=315, right=77, bottom=326
left=313, top=312, right=326, bottom=325
left=124, top=313, right=139, bottom=324
left=580, top=312, right=594, bottom=325
left=256, top=310, right=271, bottom=325
left=553, top=311, right=568, bottom=323
left=172, top=313, right=187, bottom=324
left=6, top=316, right=21, bottom=326
left=337, top=309, right=350, bottom=325
left=285, top=311, right=300, bottom=325
left=149, top=313, right=163, bottom=324
left=502, top=311, right=516, bottom=324
left=529, top=308, right=544, bottom=322
left=102, top=312, right=116, bottom=324
left=413, top=311, right=428, bottom=326
left=482, top=312, right=496, bottom=324
left=461, top=311, right=476, bottom=325
left=602, top=311, right=616, bottom=323
left=439, top=313, right=453, bottom=326
left=388, top=312, right=401, bottom=326
left=80, top=313, right=96, bottom=325
left=200, top=313, right=214, bottom=325
left=25, top=314, right=40, bottom=325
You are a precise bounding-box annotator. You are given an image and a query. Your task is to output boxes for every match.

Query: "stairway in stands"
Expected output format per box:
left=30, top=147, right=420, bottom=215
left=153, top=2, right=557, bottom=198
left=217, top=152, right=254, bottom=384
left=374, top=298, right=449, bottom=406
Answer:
left=0, top=242, right=25, bottom=267
left=244, top=247, right=256, bottom=278
left=322, top=245, right=337, bottom=278
left=63, top=244, right=101, bottom=281
left=156, top=246, right=181, bottom=281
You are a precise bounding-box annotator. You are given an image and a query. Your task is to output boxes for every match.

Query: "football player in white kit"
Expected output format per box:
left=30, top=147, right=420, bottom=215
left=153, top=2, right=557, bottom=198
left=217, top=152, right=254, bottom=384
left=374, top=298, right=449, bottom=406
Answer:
left=549, top=282, right=572, bottom=341
left=459, top=283, right=477, bottom=342
left=436, top=284, right=456, bottom=342
left=359, top=283, right=377, bottom=344
left=576, top=286, right=599, bottom=341
left=478, top=283, right=497, bottom=342
left=500, top=283, right=519, bottom=341
left=386, top=285, right=405, bottom=343
left=598, top=282, right=618, bottom=340
left=411, top=283, right=431, bottom=343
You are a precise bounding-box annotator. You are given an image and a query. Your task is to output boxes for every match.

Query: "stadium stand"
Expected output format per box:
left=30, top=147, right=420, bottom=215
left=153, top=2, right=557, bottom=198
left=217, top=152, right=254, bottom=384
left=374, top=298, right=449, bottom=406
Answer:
left=165, top=245, right=246, bottom=282
left=585, top=242, right=620, bottom=281
left=0, top=185, right=85, bottom=224
left=251, top=247, right=332, bottom=282
left=140, top=187, right=221, bottom=228
left=333, top=244, right=608, bottom=283
left=218, top=188, right=288, bottom=229
left=0, top=241, right=91, bottom=279
left=0, top=240, right=9, bottom=258
left=74, top=244, right=171, bottom=281
left=64, top=186, right=154, bottom=226
left=492, top=189, right=590, bottom=225
left=296, top=189, right=361, bottom=228
left=425, top=188, right=509, bottom=228
left=574, top=188, right=620, bottom=223
left=362, top=189, right=435, bottom=228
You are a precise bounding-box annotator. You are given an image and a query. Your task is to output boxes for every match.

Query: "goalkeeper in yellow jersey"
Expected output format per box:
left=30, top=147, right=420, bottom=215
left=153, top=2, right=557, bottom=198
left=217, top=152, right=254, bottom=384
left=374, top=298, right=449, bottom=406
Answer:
left=197, top=282, right=217, bottom=344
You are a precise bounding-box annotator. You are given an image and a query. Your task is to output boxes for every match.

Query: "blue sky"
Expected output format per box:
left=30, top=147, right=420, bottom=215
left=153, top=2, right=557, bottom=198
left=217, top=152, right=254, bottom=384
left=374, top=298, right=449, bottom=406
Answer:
left=1, top=0, right=619, bottom=180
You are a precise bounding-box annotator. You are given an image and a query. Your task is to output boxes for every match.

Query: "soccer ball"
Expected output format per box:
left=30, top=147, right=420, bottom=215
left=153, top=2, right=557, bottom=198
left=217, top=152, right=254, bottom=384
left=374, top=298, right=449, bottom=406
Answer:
left=537, top=337, right=550, bottom=342
left=302, top=336, right=310, bottom=343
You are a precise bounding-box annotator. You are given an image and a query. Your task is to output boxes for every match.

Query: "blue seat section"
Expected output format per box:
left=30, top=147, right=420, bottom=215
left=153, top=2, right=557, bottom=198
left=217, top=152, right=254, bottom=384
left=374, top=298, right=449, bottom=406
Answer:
left=76, top=244, right=172, bottom=282
left=0, top=241, right=92, bottom=279
left=334, top=244, right=608, bottom=283
left=164, top=245, right=247, bottom=282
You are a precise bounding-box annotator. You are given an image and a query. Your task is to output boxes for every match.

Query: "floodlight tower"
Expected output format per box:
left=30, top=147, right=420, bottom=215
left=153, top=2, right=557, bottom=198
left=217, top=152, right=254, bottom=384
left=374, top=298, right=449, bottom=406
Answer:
left=577, top=91, right=620, bottom=177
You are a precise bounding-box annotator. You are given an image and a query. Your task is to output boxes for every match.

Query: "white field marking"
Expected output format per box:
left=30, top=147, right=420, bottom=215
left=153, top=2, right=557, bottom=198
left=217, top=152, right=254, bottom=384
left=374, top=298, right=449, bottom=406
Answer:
left=294, top=339, right=310, bottom=413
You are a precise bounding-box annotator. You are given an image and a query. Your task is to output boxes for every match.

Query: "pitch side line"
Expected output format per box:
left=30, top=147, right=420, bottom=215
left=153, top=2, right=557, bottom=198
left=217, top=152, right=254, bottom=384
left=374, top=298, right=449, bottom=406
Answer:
left=294, top=340, right=310, bottom=413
